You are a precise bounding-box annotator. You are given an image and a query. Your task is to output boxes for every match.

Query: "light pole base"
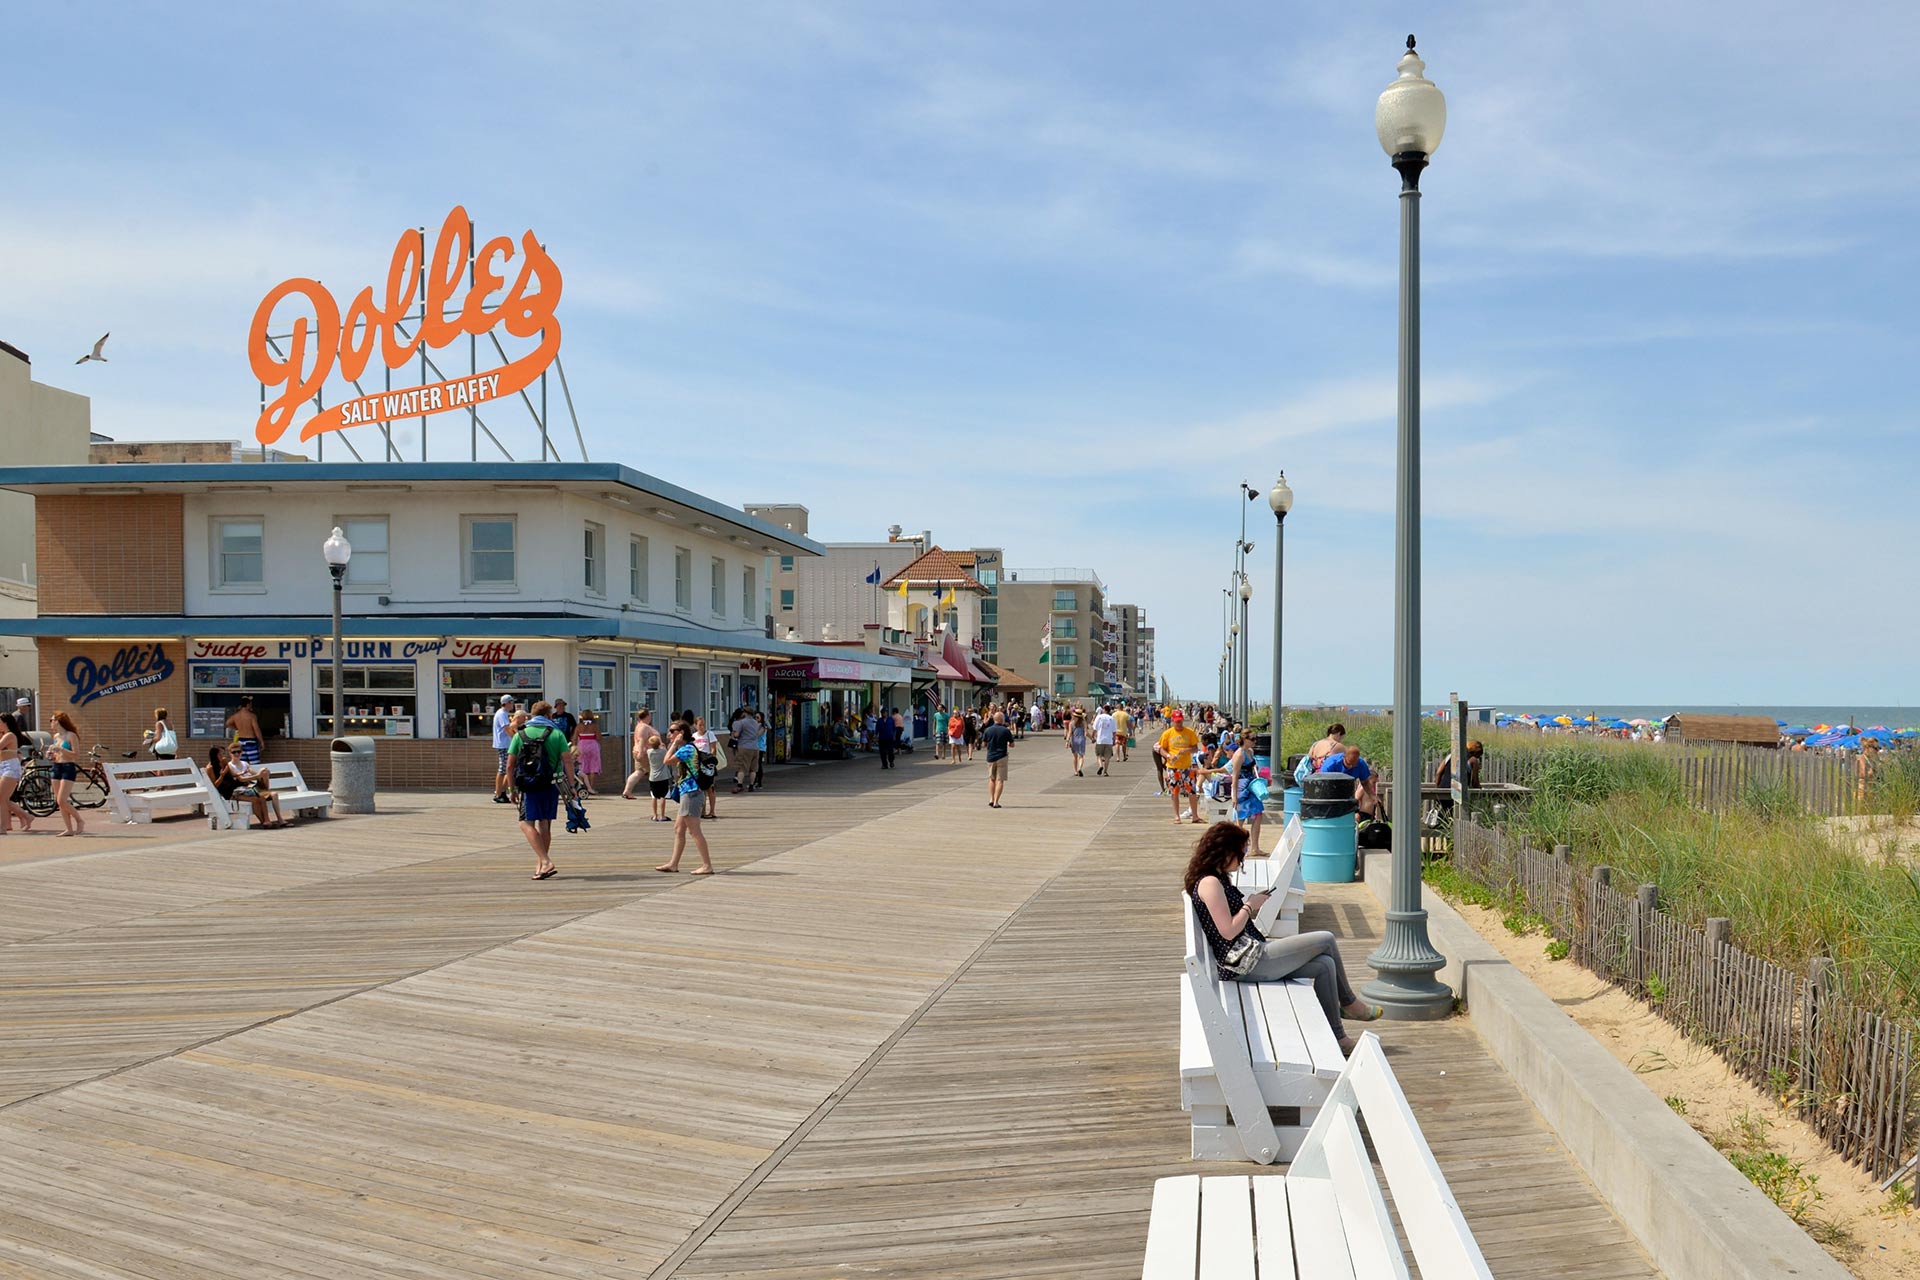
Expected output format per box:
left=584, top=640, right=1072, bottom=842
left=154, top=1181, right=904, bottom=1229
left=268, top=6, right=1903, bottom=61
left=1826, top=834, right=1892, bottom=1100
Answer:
left=1363, top=905, right=1455, bottom=1020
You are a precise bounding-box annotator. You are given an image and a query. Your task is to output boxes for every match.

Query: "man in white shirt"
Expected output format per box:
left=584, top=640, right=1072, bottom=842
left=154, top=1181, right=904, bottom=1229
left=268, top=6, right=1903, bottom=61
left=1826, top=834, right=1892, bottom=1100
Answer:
left=1091, top=705, right=1118, bottom=777
left=491, top=695, right=517, bottom=803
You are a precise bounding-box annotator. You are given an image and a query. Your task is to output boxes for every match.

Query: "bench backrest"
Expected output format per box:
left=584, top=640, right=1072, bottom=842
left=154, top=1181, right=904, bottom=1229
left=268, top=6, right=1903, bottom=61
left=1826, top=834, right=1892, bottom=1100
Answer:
left=1180, top=893, right=1228, bottom=1018
left=1288, top=1033, right=1493, bottom=1278
left=102, top=759, right=209, bottom=794
left=261, top=761, right=317, bottom=793
left=1253, top=820, right=1305, bottom=933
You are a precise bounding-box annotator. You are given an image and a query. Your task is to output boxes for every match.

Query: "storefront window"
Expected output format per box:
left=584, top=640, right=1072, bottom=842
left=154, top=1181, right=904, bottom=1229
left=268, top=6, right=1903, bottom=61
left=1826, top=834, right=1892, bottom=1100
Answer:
left=440, top=662, right=544, bottom=739
left=316, top=664, right=417, bottom=737
left=708, top=670, right=734, bottom=725
left=578, top=662, right=616, bottom=719
left=189, top=662, right=290, bottom=738
left=627, top=662, right=662, bottom=722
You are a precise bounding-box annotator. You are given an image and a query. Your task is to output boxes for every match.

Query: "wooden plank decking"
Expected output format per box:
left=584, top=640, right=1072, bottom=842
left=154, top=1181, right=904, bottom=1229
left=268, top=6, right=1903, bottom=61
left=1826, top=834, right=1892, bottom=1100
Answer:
left=0, top=740, right=1662, bottom=1278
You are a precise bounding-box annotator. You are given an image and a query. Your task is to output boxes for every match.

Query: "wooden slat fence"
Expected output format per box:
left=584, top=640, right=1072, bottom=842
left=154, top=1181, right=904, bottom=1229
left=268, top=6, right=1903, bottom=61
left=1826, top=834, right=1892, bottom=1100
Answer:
left=1418, top=735, right=1865, bottom=817
left=1453, top=817, right=1916, bottom=1180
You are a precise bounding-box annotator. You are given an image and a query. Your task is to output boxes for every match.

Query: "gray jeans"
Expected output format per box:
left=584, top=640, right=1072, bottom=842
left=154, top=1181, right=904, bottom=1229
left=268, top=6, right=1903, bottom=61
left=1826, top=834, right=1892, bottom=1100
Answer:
left=1240, top=930, right=1358, bottom=1040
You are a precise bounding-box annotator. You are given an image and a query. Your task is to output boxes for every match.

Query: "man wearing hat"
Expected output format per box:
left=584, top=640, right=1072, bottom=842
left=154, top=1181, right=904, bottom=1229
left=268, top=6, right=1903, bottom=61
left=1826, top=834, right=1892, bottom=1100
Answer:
left=13, top=696, right=31, bottom=732
left=1156, top=710, right=1204, bottom=824
left=491, top=695, right=518, bottom=804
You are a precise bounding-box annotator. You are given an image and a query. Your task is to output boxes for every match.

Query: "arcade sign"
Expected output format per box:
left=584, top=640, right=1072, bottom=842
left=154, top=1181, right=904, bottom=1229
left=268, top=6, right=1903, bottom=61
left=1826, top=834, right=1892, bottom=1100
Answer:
left=248, top=205, right=563, bottom=445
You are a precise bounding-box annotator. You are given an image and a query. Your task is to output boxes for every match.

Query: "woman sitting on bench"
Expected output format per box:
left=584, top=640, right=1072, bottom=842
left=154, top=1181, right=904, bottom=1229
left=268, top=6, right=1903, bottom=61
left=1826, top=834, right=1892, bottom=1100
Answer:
left=206, top=745, right=288, bottom=829
left=1184, top=821, right=1381, bottom=1055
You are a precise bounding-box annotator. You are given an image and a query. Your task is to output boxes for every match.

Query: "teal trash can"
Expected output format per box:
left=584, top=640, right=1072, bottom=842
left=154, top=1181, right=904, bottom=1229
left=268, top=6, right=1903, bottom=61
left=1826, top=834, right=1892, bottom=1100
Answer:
left=1300, top=815, right=1358, bottom=883
left=1282, top=784, right=1301, bottom=822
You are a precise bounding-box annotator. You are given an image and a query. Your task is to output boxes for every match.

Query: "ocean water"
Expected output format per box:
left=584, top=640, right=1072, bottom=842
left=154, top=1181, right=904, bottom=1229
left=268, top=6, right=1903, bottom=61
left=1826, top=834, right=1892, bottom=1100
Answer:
left=1489, top=705, right=1920, bottom=729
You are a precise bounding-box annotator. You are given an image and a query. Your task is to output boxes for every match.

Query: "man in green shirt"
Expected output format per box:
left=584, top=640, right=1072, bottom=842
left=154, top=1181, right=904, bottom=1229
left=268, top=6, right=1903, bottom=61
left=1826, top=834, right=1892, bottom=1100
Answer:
left=509, top=700, right=574, bottom=881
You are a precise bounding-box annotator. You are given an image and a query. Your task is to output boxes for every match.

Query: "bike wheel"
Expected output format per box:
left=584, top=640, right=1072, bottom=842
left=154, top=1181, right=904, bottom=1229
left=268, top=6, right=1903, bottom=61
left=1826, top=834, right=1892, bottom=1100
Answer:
left=17, top=769, right=57, bottom=817
left=75, top=767, right=111, bottom=811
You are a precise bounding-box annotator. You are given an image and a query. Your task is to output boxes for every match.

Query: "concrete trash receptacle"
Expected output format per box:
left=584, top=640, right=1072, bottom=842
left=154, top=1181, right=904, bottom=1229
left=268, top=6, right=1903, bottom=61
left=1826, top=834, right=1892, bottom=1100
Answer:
left=329, top=736, right=377, bottom=814
left=1300, top=815, right=1358, bottom=883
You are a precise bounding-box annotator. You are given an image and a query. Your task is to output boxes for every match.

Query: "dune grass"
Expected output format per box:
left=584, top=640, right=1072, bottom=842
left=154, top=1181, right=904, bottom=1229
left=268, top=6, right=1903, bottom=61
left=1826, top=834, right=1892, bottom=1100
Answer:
left=1498, top=743, right=1920, bottom=1019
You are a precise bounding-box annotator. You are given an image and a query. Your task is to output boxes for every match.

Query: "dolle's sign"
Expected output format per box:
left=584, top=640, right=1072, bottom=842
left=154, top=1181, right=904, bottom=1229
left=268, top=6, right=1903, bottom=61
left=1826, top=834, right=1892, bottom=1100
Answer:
left=248, top=205, right=562, bottom=445
left=68, top=644, right=177, bottom=707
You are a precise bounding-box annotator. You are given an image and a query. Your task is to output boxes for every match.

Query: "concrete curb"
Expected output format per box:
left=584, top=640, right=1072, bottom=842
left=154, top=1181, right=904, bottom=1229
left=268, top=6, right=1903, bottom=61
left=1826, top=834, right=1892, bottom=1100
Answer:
left=1360, top=850, right=1850, bottom=1280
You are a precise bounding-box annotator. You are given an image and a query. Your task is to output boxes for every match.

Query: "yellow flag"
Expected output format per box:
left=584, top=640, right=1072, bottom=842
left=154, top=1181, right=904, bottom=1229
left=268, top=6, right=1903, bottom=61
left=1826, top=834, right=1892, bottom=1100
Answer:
left=897, top=577, right=910, bottom=598
left=939, top=589, right=957, bottom=609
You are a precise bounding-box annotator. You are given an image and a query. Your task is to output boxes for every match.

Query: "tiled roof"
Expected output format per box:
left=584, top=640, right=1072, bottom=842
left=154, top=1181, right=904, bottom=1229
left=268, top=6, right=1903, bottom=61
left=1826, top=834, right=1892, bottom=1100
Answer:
left=883, top=546, right=986, bottom=592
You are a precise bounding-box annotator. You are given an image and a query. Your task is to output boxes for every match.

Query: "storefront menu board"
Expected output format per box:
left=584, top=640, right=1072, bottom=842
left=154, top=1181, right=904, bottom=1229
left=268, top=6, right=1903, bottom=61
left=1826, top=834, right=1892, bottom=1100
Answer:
left=191, top=707, right=228, bottom=738
left=198, top=665, right=245, bottom=689
left=501, top=665, right=542, bottom=689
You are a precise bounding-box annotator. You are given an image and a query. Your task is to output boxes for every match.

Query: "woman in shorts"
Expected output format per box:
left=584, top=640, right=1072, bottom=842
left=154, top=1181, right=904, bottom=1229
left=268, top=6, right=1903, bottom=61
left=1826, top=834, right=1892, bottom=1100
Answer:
left=0, top=712, right=34, bottom=833
left=47, top=711, right=89, bottom=837
left=656, top=721, right=714, bottom=875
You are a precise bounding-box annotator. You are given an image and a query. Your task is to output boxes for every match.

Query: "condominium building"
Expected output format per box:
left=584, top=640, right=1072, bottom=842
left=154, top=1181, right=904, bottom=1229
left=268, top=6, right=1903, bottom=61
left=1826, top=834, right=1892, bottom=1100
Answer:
left=1109, top=603, right=1153, bottom=697
left=996, top=568, right=1112, bottom=704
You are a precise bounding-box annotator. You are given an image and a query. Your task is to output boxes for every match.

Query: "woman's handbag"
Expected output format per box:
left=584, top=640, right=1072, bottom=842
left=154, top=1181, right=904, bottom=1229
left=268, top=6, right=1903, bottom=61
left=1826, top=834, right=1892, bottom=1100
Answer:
left=153, top=727, right=177, bottom=755
left=1219, top=930, right=1262, bottom=977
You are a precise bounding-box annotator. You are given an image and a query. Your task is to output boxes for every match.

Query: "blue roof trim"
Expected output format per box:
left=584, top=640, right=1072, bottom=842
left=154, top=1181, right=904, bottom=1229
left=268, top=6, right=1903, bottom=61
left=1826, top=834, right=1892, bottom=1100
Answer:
left=0, top=461, right=821, bottom=556
left=0, top=613, right=916, bottom=668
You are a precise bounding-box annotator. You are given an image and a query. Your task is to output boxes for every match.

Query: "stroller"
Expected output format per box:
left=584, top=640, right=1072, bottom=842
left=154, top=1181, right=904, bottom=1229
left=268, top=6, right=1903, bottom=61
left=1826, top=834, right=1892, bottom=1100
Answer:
left=562, top=772, right=592, bottom=833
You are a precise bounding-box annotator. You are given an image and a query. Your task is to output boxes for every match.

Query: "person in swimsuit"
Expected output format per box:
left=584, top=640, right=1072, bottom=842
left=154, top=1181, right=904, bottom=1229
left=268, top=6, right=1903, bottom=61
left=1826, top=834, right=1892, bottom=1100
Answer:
left=0, top=712, right=34, bottom=833
left=225, top=696, right=265, bottom=766
left=47, top=711, right=88, bottom=837
left=206, top=745, right=287, bottom=828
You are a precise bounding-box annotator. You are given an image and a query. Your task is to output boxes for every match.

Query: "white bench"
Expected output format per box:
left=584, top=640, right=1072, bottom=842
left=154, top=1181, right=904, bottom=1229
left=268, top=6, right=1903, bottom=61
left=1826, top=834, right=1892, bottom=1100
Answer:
left=1181, top=892, right=1343, bottom=1164
left=1233, top=815, right=1305, bottom=938
left=102, top=759, right=225, bottom=826
left=258, top=762, right=333, bottom=820
left=1144, top=1034, right=1493, bottom=1278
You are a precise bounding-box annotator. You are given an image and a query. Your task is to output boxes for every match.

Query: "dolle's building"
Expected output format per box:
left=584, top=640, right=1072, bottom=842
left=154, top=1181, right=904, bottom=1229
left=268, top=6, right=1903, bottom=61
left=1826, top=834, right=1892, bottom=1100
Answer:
left=0, top=461, right=912, bottom=785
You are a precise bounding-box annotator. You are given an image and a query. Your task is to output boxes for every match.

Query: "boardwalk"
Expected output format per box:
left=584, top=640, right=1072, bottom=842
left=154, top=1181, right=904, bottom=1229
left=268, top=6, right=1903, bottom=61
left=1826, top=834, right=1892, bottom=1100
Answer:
left=0, top=741, right=1661, bottom=1278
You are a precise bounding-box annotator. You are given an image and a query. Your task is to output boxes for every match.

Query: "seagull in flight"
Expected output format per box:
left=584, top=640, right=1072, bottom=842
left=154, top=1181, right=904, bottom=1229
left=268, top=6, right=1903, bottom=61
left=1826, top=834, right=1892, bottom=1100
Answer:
left=74, top=333, right=110, bottom=365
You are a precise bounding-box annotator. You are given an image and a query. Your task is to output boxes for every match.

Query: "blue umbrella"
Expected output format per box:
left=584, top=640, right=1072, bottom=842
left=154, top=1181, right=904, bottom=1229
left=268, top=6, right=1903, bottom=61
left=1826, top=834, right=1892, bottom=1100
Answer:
left=1896, top=730, right=1919, bottom=740
left=1604, top=718, right=1633, bottom=729
left=1807, top=731, right=1848, bottom=747
left=1783, top=725, right=1811, bottom=736
left=1829, top=734, right=1863, bottom=750
left=1861, top=727, right=1897, bottom=742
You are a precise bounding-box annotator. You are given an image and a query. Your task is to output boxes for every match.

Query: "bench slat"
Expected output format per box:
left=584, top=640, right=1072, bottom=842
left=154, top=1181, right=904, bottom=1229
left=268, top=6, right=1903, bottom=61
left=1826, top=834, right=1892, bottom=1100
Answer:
left=1142, top=1174, right=1202, bottom=1280
left=1199, top=1177, right=1256, bottom=1280
left=1280, top=980, right=1347, bottom=1079
left=1252, top=1178, right=1296, bottom=1280
left=1317, top=1101, right=1409, bottom=1280
left=1279, top=1178, right=1355, bottom=1280
left=1341, top=1041, right=1494, bottom=1278
left=1244, top=983, right=1311, bottom=1075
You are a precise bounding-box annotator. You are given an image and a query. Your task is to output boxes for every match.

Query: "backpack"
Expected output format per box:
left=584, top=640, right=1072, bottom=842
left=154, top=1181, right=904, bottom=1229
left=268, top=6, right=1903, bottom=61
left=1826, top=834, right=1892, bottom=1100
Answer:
left=693, top=750, right=718, bottom=790
left=513, top=728, right=558, bottom=791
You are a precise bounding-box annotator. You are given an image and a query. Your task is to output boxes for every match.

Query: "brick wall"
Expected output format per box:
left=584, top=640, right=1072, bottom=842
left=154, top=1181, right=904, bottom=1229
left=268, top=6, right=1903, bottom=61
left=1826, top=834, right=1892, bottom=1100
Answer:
left=206, top=737, right=508, bottom=791
left=38, top=494, right=185, bottom=614
left=36, top=638, right=190, bottom=752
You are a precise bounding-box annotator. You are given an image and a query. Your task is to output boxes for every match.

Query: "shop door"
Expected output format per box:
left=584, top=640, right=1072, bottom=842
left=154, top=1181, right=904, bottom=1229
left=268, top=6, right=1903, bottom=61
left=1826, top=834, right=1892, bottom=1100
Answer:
left=670, top=665, right=704, bottom=723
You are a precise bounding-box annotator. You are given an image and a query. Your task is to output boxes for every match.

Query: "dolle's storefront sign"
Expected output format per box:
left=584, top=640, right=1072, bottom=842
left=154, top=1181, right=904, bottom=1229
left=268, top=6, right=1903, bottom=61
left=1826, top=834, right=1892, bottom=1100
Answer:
left=248, top=205, right=563, bottom=445
left=68, top=644, right=177, bottom=707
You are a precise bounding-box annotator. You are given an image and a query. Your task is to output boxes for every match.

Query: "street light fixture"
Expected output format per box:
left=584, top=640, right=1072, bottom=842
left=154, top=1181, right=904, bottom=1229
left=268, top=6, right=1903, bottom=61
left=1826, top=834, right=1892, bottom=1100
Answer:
left=322, top=527, right=352, bottom=738
left=1362, top=34, right=1452, bottom=1021
left=1267, top=473, right=1293, bottom=743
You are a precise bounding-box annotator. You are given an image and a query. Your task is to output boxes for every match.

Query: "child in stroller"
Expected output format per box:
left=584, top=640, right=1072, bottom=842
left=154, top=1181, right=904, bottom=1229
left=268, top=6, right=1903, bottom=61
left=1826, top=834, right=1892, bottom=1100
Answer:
left=562, top=769, right=592, bottom=833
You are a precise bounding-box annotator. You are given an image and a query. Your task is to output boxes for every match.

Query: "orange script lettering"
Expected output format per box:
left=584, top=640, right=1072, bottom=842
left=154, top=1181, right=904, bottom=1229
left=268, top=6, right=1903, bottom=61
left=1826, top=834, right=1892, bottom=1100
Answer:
left=247, top=205, right=563, bottom=444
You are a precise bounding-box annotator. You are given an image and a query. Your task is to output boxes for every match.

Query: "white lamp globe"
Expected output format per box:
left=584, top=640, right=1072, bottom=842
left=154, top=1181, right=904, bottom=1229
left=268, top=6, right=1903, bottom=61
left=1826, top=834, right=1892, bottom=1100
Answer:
left=322, top=526, right=353, bottom=568
left=1268, top=472, right=1294, bottom=517
left=1376, top=36, right=1447, bottom=158
left=1238, top=578, right=1253, bottom=601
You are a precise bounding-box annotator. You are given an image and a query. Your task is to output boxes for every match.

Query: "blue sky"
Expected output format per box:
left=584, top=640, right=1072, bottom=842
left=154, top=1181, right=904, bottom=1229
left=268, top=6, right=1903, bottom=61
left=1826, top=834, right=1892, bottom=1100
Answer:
left=3, top=2, right=1915, bottom=706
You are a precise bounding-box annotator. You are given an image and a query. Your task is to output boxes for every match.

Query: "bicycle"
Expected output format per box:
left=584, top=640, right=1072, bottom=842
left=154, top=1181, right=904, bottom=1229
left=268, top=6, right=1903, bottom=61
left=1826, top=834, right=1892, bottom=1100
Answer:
left=19, top=745, right=113, bottom=818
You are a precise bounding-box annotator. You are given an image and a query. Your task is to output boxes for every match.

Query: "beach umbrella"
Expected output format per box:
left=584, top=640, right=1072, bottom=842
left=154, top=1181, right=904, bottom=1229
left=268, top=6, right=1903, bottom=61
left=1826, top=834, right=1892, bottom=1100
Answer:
left=1629, top=718, right=1652, bottom=727
left=1829, top=734, right=1863, bottom=750
left=1775, top=718, right=1788, bottom=726
left=1860, top=727, right=1897, bottom=742
left=1783, top=725, right=1811, bottom=736
left=1553, top=715, right=1572, bottom=725
left=1866, top=725, right=1890, bottom=732
left=1604, top=718, right=1633, bottom=729
left=1895, top=730, right=1919, bottom=739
